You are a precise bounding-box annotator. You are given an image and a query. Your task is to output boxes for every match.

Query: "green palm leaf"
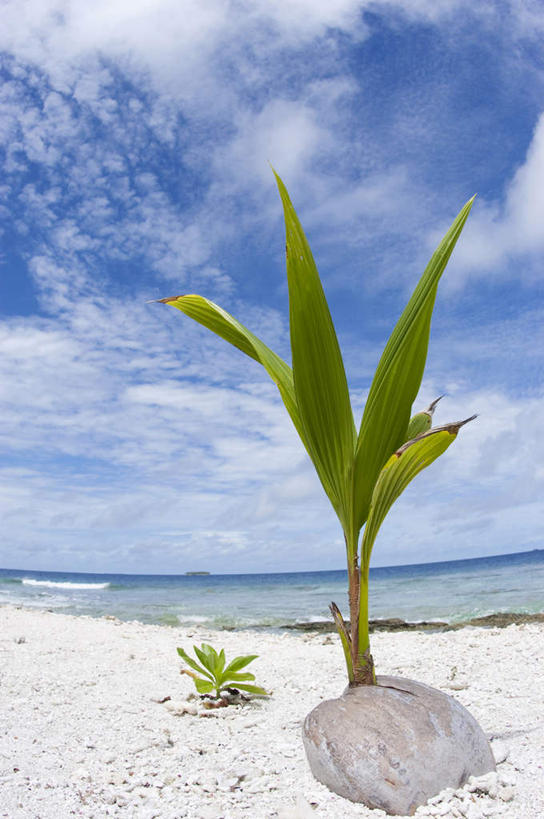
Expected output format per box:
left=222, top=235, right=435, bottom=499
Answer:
left=352, top=197, right=475, bottom=534
left=176, top=647, right=214, bottom=682
left=223, top=654, right=259, bottom=675
left=215, top=648, right=226, bottom=677
left=230, top=683, right=269, bottom=695
left=194, top=643, right=215, bottom=673
left=360, top=416, right=476, bottom=569
left=274, top=170, right=356, bottom=534
left=158, top=295, right=305, bottom=443
left=222, top=671, right=256, bottom=683
left=194, top=677, right=215, bottom=695
left=157, top=293, right=341, bottom=503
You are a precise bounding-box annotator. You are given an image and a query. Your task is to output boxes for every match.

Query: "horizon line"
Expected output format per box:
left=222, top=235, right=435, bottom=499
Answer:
left=0, top=547, right=541, bottom=579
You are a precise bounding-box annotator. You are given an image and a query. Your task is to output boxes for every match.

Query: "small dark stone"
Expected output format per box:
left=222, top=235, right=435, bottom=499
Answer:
left=282, top=611, right=544, bottom=634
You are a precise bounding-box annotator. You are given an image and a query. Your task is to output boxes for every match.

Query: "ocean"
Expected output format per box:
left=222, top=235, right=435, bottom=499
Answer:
left=0, top=549, right=543, bottom=631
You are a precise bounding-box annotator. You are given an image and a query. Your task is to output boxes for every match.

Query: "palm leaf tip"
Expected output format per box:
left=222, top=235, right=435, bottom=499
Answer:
left=446, top=413, right=477, bottom=430
left=433, top=413, right=477, bottom=439
left=427, top=394, right=445, bottom=414
left=398, top=413, right=478, bottom=455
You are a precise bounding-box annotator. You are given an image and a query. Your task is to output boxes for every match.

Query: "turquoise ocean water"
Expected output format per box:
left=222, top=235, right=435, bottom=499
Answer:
left=0, top=550, right=542, bottom=630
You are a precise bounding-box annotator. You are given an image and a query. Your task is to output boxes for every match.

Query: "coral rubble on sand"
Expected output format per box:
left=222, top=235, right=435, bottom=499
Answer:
left=0, top=605, right=542, bottom=818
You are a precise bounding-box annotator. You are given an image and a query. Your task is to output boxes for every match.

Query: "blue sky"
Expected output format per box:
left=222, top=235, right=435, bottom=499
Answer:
left=1, top=0, right=543, bottom=574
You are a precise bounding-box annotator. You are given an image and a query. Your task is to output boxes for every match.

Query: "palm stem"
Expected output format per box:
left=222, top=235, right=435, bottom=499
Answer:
left=348, top=556, right=360, bottom=666
left=353, top=561, right=376, bottom=685
left=331, top=533, right=376, bottom=685
left=358, top=562, right=370, bottom=656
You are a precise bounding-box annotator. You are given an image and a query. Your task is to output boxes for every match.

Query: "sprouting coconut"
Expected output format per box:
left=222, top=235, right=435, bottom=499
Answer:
left=156, top=170, right=495, bottom=815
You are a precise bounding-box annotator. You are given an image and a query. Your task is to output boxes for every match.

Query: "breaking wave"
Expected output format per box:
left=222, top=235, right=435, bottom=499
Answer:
left=21, top=579, right=110, bottom=590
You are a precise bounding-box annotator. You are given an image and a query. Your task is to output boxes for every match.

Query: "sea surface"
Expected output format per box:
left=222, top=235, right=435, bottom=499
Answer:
left=1, top=549, right=543, bottom=631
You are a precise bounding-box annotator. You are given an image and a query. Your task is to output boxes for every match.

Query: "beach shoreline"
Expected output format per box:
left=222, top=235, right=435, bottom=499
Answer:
left=2, top=550, right=543, bottom=633
left=1, top=604, right=542, bottom=818
left=3, top=597, right=543, bottom=635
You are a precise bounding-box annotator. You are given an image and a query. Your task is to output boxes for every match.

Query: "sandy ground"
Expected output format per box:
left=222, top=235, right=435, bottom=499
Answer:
left=0, top=605, right=542, bottom=819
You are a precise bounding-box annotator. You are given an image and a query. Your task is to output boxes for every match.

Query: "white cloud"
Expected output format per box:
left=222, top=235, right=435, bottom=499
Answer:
left=0, top=0, right=228, bottom=96
left=0, top=288, right=542, bottom=573
left=437, top=112, right=544, bottom=286
left=501, top=113, right=544, bottom=253
left=216, top=99, right=333, bottom=190
left=0, top=0, right=543, bottom=574
left=0, top=72, right=236, bottom=305
left=2, top=0, right=541, bottom=313
left=0, top=291, right=325, bottom=572
left=0, top=295, right=300, bottom=478
left=5, top=0, right=522, bottom=84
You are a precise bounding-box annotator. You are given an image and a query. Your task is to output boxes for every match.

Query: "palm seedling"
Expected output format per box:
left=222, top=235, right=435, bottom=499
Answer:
left=177, top=643, right=268, bottom=698
left=157, top=171, right=475, bottom=687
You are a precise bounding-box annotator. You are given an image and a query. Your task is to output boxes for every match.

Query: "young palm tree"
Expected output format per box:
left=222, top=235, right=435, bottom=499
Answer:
left=156, top=171, right=475, bottom=687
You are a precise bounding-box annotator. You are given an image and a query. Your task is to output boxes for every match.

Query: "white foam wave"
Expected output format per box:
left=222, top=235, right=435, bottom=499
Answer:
left=295, top=615, right=329, bottom=624
left=22, top=579, right=110, bottom=590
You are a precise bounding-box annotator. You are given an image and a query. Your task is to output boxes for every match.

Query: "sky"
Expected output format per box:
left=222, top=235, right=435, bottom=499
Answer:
left=0, top=0, right=543, bottom=575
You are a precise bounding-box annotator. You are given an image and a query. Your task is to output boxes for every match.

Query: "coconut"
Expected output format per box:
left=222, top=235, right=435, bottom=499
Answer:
left=303, top=675, right=495, bottom=816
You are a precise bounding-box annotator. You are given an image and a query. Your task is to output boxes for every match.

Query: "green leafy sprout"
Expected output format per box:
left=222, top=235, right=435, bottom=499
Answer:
left=177, top=643, right=269, bottom=698
left=159, top=170, right=476, bottom=687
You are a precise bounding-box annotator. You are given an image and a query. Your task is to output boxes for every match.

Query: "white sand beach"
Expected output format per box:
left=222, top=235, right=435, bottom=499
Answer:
left=0, top=604, right=542, bottom=819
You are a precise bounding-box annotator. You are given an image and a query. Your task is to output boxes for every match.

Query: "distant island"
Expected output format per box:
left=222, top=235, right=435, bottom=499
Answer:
left=185, top=571, right=210, bottom=576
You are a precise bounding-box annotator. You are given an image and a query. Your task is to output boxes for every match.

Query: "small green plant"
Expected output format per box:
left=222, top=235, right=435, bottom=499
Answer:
left=159, top=170, right=476, bottom=688
left=177, top=643, right=269, bottom=698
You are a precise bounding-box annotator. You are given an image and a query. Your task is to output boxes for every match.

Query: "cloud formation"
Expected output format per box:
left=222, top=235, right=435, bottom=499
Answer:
left=444, top=113, right=544, bottom=285
left=0, top=1, right=543, bottom=573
